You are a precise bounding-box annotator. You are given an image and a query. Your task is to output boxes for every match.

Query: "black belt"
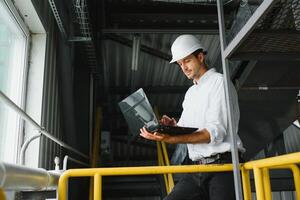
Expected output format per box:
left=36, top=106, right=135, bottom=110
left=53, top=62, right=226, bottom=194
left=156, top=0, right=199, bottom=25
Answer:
left=194, top=152, right=240, bottom=165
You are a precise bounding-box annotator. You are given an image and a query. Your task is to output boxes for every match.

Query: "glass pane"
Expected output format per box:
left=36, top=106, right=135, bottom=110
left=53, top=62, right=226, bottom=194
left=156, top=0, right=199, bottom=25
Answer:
left=0, top=1, right=28, bottom=163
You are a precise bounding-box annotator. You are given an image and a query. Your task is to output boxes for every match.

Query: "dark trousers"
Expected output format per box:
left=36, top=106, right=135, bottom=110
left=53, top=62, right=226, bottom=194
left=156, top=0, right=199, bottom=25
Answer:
left=164, top=155, right=237, bottom=200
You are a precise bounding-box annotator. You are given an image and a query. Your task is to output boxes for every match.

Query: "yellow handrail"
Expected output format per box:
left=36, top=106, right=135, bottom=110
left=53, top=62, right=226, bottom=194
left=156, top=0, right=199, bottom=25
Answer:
left=0, top=188, right=5, bottom=200
left=262, top=168, right=271, bottom=200
left=241, top=166, right=252, bottom=200
left=243, top=152, right=300, bottom=169
left=154, top=107, right=175, bottom=193
left=242, top=152, right=300, bottom=200
left=160, top=141, right=175, bottom=192
left=58, top=164, right=234, bottom=200
left=253, top=167, right=265, bottom=200
left=57, top=152, right=300, bottom=200
left=270, top=164, right=300, bottom=200
left=89, top=107, right=102, bottom=200
left=156, top=141, right=170, bottom=193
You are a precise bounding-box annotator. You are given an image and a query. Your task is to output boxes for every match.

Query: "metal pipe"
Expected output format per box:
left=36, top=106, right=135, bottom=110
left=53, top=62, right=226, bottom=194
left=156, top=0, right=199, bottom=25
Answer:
left=63, top=155, right=90, bottom=170
left=216, top=0, right=243, bottom=199
left=0, top=90, right=89, bottom=160
left=19, top=133, right=42, bottom=165
left=0, top=162, right=60, bottom=191
left=39, top=130, right=89, bottom=160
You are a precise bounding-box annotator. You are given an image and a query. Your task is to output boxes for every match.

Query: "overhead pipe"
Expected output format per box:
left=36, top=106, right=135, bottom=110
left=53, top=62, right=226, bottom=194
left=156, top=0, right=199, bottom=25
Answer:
left=0, top=162, right=60, bottom=191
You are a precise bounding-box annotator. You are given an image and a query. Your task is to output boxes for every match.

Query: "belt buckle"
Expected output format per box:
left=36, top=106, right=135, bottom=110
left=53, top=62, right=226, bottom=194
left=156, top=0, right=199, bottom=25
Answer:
left=200, top=154, right=221, bottom=165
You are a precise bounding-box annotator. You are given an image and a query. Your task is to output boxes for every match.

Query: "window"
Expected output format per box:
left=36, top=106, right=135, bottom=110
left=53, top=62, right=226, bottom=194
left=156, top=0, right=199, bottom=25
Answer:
left=0, top=0, right=29, bottom=163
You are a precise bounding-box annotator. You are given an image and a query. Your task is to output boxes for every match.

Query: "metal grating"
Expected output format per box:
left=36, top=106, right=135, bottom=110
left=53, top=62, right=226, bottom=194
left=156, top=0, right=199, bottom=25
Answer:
left=229, top=0, right=300, bottom=60
left=256, top=0, right=300, bottom=30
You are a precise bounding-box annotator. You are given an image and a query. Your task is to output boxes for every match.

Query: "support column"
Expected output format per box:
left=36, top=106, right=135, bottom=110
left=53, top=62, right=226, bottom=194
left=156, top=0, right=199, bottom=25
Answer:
left=216, top=1, right=243, bottom=199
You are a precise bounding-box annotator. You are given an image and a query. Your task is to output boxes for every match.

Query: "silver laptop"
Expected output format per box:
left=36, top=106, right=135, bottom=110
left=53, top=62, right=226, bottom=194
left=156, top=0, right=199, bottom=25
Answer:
left=118, top=88, right=197, bottom=136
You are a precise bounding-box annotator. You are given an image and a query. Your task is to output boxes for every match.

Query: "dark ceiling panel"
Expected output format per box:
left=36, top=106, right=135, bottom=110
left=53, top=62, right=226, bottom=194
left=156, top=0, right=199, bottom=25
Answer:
left=100, top=0, right=238, bottom=31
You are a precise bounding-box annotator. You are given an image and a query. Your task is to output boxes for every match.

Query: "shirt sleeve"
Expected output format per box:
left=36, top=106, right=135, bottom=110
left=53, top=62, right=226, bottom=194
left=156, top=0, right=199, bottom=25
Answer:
left=205, top=77, right=228, bottom=145
left=177, top=88, right=191, bottom=127
left=177, top=102, right=186, bottom=127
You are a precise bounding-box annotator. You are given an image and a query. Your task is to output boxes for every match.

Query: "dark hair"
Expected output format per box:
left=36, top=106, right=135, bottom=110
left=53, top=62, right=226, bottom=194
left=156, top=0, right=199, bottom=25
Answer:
left=192, top=49, right=209, bottom=68
left=192, top=49, right=207, bottom=57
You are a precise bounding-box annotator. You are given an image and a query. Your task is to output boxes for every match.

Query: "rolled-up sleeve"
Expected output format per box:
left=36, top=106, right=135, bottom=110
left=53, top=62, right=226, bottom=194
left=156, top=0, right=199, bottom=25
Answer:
left=204, top=78, right=228, bottom=145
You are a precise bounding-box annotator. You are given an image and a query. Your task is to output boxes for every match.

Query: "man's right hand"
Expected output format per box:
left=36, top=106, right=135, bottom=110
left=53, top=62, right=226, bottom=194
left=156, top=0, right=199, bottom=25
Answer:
left=160, top=115, right=177, bottom=126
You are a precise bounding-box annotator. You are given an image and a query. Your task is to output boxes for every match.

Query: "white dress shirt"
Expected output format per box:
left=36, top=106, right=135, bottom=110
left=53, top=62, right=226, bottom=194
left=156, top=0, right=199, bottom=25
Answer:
left=177, top=68, right=245, bottom=161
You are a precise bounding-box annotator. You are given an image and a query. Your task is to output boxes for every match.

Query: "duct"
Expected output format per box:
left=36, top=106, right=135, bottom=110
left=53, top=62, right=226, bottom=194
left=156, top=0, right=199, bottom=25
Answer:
left=0, top=162, right=61, bottom=191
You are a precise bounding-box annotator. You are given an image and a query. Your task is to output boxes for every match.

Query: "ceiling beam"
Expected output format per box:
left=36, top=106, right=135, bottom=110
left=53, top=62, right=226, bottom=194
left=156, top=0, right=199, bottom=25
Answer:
left=102, top=29, right=219, bottom=34
left=107, top=86, right=190, bottom=94
left=104, top=34, right=171, bottom=61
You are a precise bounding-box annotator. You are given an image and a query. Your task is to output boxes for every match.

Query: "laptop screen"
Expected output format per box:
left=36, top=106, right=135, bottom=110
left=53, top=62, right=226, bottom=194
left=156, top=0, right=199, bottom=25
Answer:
left=118, top=88, right=158, bottom=136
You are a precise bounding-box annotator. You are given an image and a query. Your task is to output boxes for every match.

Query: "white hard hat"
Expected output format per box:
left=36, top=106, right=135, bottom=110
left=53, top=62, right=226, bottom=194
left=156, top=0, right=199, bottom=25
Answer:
left=170, top=34, right=206, bottom=63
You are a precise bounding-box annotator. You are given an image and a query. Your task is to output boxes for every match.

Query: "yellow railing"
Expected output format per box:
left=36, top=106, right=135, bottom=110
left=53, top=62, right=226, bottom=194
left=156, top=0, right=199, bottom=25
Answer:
left=0, top=188, right=5, bottom=200
left=154, top=107, right=175, bottom=193
left=89, top=107, right=102, bottom=200
left=57, top=152, right=300, bottom=200
left=157, top=141, right=174, bottom=194
left=58, top=164, right=234, bottom=200
left=242, top=152, right=300, bottom=200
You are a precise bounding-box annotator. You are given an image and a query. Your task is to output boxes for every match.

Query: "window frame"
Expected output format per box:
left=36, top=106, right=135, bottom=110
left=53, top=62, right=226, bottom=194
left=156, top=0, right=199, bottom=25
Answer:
left=0, top=0, right=30, bottom=163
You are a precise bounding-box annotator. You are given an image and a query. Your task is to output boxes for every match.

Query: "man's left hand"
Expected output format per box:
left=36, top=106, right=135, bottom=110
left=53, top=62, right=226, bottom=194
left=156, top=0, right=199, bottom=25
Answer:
left=140, top=127, right=170, bottom=142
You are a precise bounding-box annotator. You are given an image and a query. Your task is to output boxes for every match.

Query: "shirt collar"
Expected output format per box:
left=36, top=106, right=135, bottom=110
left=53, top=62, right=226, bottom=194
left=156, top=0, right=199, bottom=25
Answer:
left=193, top=68, right=216, bottom=85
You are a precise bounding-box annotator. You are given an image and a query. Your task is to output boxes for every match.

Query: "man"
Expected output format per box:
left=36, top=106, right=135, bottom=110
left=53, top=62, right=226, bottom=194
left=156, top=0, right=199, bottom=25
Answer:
left=140, top=34, right=245, bottom=200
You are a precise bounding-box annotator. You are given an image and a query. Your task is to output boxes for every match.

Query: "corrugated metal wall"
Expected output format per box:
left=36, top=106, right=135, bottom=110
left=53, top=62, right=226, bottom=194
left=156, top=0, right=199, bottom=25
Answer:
left=32, top=1, right=63, bottom=169
left=284, top=124, right=300, bottom=153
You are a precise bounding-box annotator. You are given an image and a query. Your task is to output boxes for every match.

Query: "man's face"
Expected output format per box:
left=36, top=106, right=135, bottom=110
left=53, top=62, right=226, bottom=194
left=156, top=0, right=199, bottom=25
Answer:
left=176, top=53, right=203, bottom=80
